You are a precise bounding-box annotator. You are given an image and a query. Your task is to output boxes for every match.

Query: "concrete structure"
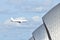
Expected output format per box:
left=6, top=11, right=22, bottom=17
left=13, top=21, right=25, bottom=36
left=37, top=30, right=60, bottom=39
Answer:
left=29, top=3, right=60, bottom=40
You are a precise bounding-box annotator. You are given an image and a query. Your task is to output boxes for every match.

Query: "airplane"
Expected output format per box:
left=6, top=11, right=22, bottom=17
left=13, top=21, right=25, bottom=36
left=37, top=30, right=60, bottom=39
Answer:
left=10, top=17, right=28, bottom=23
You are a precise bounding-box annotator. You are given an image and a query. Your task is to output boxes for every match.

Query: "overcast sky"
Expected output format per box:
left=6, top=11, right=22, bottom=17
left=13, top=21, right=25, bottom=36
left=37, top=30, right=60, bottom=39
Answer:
left=0, top=0, right=60, bottom=40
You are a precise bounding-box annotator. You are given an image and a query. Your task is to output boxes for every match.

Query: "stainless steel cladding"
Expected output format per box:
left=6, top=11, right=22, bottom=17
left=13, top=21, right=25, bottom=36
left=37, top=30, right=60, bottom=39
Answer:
left=29, top=37, right=34, bottom=40
left=42, top=3, right=60, bottom=40
left=29, top=3, right=60, bottom=40
left=32, top=24, right=49, bottom=40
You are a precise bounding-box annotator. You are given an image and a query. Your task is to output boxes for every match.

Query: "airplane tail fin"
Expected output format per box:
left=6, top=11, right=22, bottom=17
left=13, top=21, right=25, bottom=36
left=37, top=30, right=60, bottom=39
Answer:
left=11, top=17, right=14, bottom=21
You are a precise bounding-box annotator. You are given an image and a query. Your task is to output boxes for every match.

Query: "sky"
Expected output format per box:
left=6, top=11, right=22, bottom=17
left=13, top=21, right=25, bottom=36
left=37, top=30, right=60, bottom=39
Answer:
left=0, top=0, right=60, bottom=40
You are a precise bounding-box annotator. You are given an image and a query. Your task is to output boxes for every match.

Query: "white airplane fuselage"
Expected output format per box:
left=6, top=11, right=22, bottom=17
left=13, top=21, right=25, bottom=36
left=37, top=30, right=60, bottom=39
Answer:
left=11, top=18, right=28, bottom=23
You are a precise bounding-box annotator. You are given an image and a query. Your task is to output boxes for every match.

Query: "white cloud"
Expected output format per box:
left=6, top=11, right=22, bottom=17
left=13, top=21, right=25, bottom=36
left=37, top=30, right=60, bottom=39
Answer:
left=43, top=0, right=52, bottom=6
left=4, top=19, right=15, bottom=25
left=1, top=17, right=32, bottom=27
left=2, top=19, right=19, bottom=27
left=0, top=17, right=42, bottom=28
left=31, top=7, right=43, bottom=12
left=0, top=0, right=52, bottom=14
left=8, top=0, right=52, bottom=5
left=8, top=0, right=25, bottom=5
left=24, top=7, right=44, bottom=13
left=32, top=16, right=41, bottom=21
left=15, top=17, right=26, bottom=20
